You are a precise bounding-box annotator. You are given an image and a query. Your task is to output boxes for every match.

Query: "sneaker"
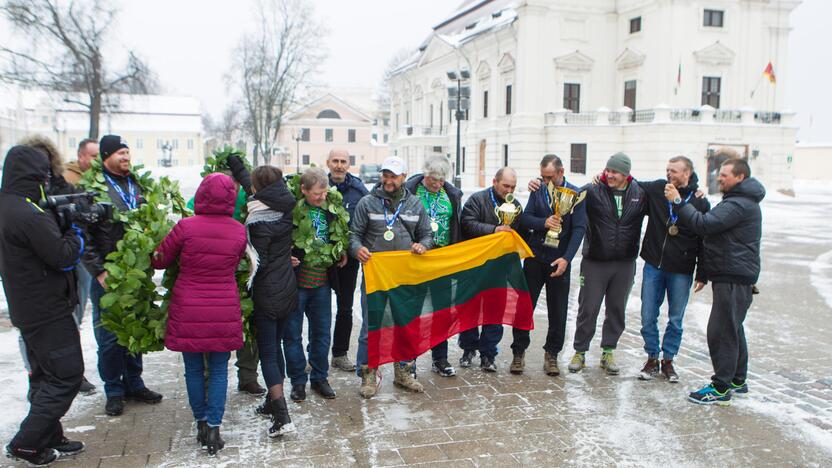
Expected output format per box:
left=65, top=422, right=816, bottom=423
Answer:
left=50, top=437, right=84, bottom=456
left=290, top=384, right=306, bottom=402
left=238, top=381, right=267, bottom=395
left=459, top=350, right=477, bottom=368
left=568, top=352, right=586, bottom=373
left=4, top=444, right=59, bottom=466
left=394, top=362, right=424, bottom=392
left=331, top=355, right=356, bottom=372
left=730, top=380, right=749, bottom=396
left=105, top=396, right=124, bottom=416
left=600, top=351, right=620, bottom=375
left=638, top=358, right=660, bottom=381
left=543, top=352, right=559, bottom=376
left=78, top=377, right=96, bottom=395
left=688, top=383, right=731, bottom=406
left=359, top=365, right=378, bottom=399
left=311, top=379, right=336, bottom=399
left=661, top=359, right=679, bottom=383
left=480, top=355, right=497, bottom=373
left=268, top=398, right=295, bottom=437
left=431, top=359, right=456, bottom=377
left=126, top=387, right=163, bottom=404
left=510, top=352, right=525, bottom=375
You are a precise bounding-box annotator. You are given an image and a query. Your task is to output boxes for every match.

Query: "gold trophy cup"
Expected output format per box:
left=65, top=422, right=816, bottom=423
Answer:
left=495, top=192, right=521, bottom=226
left=543, top=184, right=586, bottom=248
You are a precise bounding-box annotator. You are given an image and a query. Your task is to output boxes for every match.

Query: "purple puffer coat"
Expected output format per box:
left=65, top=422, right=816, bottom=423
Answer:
left=152, top=173, right=247, bottom=352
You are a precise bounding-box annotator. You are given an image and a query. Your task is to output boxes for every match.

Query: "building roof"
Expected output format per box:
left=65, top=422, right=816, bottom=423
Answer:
left=285, top=92, right=373, bottom=122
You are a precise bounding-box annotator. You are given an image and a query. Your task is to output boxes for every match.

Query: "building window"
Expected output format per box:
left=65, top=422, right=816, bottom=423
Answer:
left=704, top=9, right=724, bottom=27
left=483, top=90, right=489, bottom=118
left=429, top=104, right=434, bottom=128
left=349, top=155, right=356, bottom=166
left=302, top=154, right=310, bottom=165
left=383, top=118, right=389, bottom=126
left=701, top=76, right=721, bottom=108
left=325, top=129, right=333, bottom=142
left=372, top=133, right=378, bottom=141
left=505, top=85, right=512, bottom=115
left=439, top=102, right=444, bottom=132
left=630, top=17, right=641, bottom=34
left=68, top=137, right=76, bottom=149
left=172, top=139, right=179, bottom=150
left=136, top=138, right=143, bottom=149
left=503, top=144, right=509, bottom=167
left=406, top=111, right=411, bottom=125
left=187, top=139, right=194, bottom=150
left=383, top=134, right=389, bottom=143
left=301, top=128, right=310, bottom=141
left=316, top=109, right=341, bottom=119
left=564, top=83, right=581, bottom=113
left=571, top=143, right=587, bottom=174
left=348, top=129, right=356, bottom=143
left=624, top=80, right=637, bottom=110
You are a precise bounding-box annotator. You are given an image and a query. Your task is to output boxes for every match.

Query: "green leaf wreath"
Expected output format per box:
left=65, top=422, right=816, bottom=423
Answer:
left=79, top=159, right=189, bottom=354
left=286, top=172, right=351, bottom=269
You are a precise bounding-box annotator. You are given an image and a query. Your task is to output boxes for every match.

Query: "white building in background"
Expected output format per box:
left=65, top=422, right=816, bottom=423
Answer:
left=0, top=86, right=204, bottom=168
left=390, top=0, right=800, bottom=193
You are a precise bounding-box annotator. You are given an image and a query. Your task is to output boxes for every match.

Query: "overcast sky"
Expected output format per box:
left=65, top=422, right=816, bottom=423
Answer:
left=2, top=0, right=830, bottom=142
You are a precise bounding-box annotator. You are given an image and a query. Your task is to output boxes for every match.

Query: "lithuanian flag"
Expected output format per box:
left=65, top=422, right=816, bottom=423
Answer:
left=364, top=231, right=534, bottom=367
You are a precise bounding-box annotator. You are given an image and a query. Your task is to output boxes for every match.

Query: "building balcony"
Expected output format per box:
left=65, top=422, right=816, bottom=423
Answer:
left=545, top=106, right=795, bottom=127
left=392, top=125, right=449, bottom=144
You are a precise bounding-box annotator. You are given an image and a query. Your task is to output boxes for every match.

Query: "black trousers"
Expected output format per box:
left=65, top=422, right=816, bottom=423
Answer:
left=511, top=257, right=571, bottom=356
left=708, top=282, right=753, bottom=392
left=331, top=256, right=361, bottom=357
left=12, top=315, right=83, bottom=450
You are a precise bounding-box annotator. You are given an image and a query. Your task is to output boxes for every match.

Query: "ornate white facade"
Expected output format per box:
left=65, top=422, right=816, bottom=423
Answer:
left=390, top=0, right=800, bottom=192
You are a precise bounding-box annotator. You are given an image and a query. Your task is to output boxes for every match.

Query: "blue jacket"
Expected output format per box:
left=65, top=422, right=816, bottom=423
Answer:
left=520, top=179, right=587, bottom=264
left=330, top=172, right=368, bottom=226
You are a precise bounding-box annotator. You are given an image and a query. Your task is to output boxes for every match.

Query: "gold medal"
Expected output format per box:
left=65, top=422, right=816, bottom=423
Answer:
left=668, top=225, right=679, bottom=236
left=430, top=220, right=439, bottom=232
left=383, top=229, right=395, bottom=241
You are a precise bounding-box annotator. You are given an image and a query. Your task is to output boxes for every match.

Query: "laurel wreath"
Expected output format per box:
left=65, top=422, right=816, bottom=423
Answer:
left=286, top=172, right=350, bottom=269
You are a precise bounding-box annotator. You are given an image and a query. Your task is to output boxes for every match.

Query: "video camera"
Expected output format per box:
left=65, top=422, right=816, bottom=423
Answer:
left=39, top=192, right=113, bottom=230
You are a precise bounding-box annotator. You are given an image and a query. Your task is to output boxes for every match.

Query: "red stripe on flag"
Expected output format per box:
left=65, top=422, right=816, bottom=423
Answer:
left=367, top=287, right=533, bottom=368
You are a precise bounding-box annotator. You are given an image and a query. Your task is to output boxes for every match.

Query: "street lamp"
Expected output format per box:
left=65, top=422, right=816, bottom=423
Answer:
left=447, top=69, right=470, bottom=189
left=294, top=131, right=302, bottom=174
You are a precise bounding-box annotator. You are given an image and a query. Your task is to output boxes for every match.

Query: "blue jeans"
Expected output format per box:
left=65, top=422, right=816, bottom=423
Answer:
left=182, top=352, right=230, bottom=427
left=639, top=262, right=693, bottom=360
left=355, top=278, right=413, bottom=376
left=284, top=284, right=332, bottom=385
left=255, top=316, right=288, bottom=388
left=91, top=280, right=146, bottom=397
left=458, top=325, right=504, bottom=359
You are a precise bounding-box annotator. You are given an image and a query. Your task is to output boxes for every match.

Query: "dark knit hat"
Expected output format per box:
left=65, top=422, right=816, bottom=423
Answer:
left=605, top=152, right=631, bottom=176
left=99, top=135, right=129, bottom=160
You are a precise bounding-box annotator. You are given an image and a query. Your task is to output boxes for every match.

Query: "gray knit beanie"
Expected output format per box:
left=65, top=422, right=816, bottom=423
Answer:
left=605, top=152, right=631, bottom=176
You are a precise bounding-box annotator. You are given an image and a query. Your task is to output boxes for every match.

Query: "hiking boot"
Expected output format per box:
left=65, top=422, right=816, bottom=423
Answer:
left=196, top=420, right=208, bottom=447
left=661, top=359, right=679, bottom=383
left=78, top=377, right=96, bottom=395
left=730, top=380, right=749, bottom=396
left=543, top=352, right=560, bottom=376
left=688, top=383, right=731, bottom=406
left=600, top=352, right=620, bottom=375
left=359, top=365, right=378, bottom=399
left=459, top=350, right=477, bottom=368
left=480, top=355, right=497, bottom=373
left=290, top=384, right=306, bottom=402
left=105, top=396, right=124, bottom=416
left=268, top=397, right=296, bottom=437
left=205, top=425, right=225, bottom=455
left=311, top=379, right=336, bottom=399
left=50, top=437, right=84, bottom=456
left=332, top=355, right=356, bottom=372
left=394, top=362, right=424, bottom=392
left=4, top=444, right=58, bottom=466
left=431, top=359, right=456, bottom=377
left=568, top=352, right=585, bottom=373
left=638, top=358, right=660, bottom=381
left=510, top=352, right=525, bottom=374
left=126, top=387, right=163, bottom=404
left=238, top=381, right=266, bottom=395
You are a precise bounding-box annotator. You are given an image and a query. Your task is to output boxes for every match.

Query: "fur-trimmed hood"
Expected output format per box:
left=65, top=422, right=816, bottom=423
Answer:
left=19, top=134, right=64, bottom=177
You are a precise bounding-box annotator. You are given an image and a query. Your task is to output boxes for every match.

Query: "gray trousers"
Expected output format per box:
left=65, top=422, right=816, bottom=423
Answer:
left=573, top=258, right=636, bottom=352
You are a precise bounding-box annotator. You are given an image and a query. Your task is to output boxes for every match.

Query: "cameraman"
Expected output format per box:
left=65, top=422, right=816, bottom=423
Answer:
left=0, top=146, right=86, bottom=466
left=82, top=135, right=163, bottom=417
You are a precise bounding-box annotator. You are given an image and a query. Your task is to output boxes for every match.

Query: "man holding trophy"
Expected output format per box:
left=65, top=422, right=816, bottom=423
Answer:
left=510, top=155, right=587, bottom=376
left=459, top=167, right=522, bottom=372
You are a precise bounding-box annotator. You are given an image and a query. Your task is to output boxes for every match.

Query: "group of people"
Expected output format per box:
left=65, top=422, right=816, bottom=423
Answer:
left=0, top=130, right=764, bottom=465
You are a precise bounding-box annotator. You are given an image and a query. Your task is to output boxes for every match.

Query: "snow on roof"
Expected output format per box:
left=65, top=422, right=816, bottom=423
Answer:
left=6, top=86, right=201, bottom=116
left=434, top=5, right=518, bottom=48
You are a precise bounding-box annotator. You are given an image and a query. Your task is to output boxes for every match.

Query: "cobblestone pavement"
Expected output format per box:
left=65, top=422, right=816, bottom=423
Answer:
left=3, top=186, right=832, bottom=467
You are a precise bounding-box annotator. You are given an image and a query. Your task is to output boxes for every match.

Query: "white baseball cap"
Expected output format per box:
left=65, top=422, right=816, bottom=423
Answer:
left=380, top=156, right=407, bottom=175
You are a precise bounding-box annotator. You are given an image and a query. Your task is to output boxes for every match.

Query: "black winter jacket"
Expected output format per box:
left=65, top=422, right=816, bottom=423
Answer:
left=582, top=179, right=647, bottom=261
left=677, top=178, right=765, bottom=284
left=639, top=174, right=710, bottom=280
left=461, top=188, right=522, bottom=240
left=405, top=174, right=464, bottom=245
left=0, top=146, right=83, bottom=331
left=82, top=167, right=144, bottom=277
left=520, top=178, right=587, bottom=264
left=246, top=180, right=298, bottom=320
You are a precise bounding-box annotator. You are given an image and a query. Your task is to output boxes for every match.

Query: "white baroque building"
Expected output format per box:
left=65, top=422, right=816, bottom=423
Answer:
left=389, top=0, right=800, bottom=193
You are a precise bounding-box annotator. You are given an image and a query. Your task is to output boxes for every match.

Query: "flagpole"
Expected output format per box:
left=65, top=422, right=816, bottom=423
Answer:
left=749, top=73, right=764, bottom=100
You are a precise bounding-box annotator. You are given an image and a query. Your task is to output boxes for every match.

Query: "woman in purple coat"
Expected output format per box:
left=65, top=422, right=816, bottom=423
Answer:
left=151, top=173, right=247, bottom=455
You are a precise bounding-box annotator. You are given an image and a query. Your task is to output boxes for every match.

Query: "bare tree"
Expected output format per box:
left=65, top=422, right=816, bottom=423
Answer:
left=0, top=0, right=158, bottom=139
left=376, top=48, right=417, bottom=113
left=232, top=0, right=326, bottom=166
left=203, top=104, right=244, bottom=147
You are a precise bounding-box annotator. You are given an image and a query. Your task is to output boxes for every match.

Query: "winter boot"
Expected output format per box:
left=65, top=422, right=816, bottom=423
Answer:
left=196, top=420, right=208, bottom=447
left=204, top=426, right=225, bottom=455
left=543, top=352, right=560, bottom=376
left=268, top=397, right=296, bottom=437
left=359, top=365, right=378, bottom=399
left=393, top=362, right=424, bottom=392
left=510, top=352, right=525, bottom=374
left=255, top=395, right=271, bottom=417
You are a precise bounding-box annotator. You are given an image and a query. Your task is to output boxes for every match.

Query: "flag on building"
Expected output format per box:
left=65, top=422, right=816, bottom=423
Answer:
left=763, top=62, right=776, bottom=84
left=363, top=231, right=534, bottom=367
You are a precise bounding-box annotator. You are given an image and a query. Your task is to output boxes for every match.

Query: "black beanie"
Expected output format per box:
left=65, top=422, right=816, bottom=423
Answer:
left=99, top=135, right=129, bottom=160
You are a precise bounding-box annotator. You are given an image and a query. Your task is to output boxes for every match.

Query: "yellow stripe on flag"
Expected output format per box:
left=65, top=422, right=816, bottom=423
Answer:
left=364, top=230, right=533, bottom=295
